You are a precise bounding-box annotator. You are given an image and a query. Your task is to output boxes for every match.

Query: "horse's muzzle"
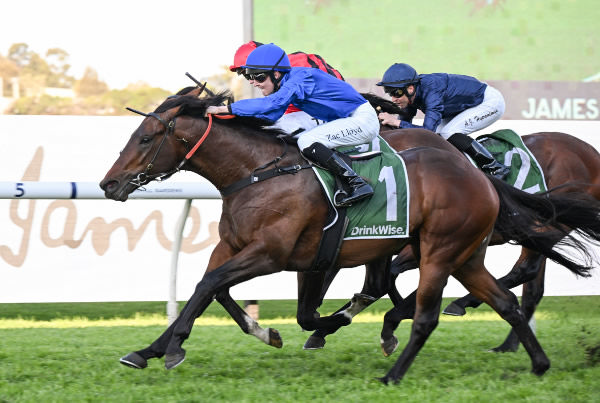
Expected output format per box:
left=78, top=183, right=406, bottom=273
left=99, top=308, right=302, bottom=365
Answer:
left=99, top=179, right=129, bottom=202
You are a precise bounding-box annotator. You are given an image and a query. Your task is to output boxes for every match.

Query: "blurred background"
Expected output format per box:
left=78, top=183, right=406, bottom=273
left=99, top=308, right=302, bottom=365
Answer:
left=1, top=0, right=598, bottom=303
left=1, top=0, right=598, bottom=117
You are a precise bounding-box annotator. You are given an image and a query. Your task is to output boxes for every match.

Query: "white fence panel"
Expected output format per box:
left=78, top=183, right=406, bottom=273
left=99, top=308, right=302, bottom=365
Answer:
left=0, top=115, right=598, bottom=304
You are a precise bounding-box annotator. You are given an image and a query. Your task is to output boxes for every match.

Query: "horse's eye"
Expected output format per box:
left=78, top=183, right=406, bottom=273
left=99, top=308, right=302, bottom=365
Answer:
left=140, top=137, right=151, bottom=144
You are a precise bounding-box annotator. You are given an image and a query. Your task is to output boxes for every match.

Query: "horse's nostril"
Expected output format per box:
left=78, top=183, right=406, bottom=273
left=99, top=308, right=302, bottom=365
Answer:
left=102, top=180, right=119, bottom=192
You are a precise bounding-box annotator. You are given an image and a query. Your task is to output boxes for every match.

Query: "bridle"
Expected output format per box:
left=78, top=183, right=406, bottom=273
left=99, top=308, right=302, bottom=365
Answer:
left=124, top=77, right=311, bottom=196
left=125, top=107, right=231, bottom=188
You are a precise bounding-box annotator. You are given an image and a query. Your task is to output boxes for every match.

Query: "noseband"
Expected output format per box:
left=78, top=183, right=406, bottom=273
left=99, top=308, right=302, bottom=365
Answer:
left=126, top=105, right=224, bottom=187
left=126, top=90, right=308, bottom=196
left=125, top=108, right=180, bottom=187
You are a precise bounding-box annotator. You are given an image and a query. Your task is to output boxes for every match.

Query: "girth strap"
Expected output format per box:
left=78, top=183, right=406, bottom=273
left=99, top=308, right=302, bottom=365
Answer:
left=221, top=164, right=312, bottom=197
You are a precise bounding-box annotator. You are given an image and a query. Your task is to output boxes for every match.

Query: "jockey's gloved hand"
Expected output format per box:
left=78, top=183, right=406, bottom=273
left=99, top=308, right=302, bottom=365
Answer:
left=378, top=112, right=401, bottom=128
left=205, top=105, right=229, bottom=116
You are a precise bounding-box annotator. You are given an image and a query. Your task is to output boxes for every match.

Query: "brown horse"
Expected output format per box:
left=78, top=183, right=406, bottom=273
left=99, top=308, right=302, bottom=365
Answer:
left=100, top=89, right=600, bottom=383
left=335, top=94, right=600, bottom=354
left=305, top=127, right=600, bottom=354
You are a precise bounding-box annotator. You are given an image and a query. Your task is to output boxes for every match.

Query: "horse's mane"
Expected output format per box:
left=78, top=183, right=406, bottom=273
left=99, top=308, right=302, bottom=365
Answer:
left=360, top=92, right=414, bottom=121
left=154, top=88, right=288, bottom=137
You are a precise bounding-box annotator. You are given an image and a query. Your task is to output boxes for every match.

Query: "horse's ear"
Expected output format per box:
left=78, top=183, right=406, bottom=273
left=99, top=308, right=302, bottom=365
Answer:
left=185, top=82, right=207, bottom=98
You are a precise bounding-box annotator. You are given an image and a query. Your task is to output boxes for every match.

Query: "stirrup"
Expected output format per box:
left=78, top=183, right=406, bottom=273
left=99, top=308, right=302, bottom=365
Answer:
left=483, top=162, right=510, bottom=180
left=334, top=183, right=373, bottom=207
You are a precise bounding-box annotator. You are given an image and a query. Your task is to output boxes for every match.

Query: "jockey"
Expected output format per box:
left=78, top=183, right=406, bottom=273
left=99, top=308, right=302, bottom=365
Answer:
left=377, top=63, right=510, bottom=179
left=209, top=43, right=379, bottom=206
left=229, top=41, right=344, bottom=136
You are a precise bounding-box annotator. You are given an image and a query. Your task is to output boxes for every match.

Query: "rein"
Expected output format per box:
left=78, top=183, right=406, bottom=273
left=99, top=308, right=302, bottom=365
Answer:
left=182, top=114, right=234, bottom=162
left=126, top=106, right=310, bottom=194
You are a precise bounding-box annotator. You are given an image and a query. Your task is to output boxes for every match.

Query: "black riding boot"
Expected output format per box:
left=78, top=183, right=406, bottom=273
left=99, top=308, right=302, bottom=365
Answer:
left=302, top=142, right=374, bottom=206
left=447, top=133, right=510, bottom=180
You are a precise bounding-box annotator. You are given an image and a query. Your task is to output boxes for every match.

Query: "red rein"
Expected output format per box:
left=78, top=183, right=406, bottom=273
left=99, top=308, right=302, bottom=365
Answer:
left=184, top=113, right=236, bottom=160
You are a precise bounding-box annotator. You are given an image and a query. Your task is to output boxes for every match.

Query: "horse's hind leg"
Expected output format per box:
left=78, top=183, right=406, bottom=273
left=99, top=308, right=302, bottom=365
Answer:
left=443, top=248, right=545, bottom=316
left=492, top=261, right=546, bottom=352
left=452, top=263, right=550, bottom=375
left=380, top=263, right=448, bottom=384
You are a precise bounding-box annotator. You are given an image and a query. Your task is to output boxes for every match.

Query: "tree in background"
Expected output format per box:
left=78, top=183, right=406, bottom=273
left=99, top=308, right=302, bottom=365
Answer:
left=74, top=67, right=108, bottom=97
left=46, top=48, right=75, bottom=88
left=7, top=43, right=49, bottom=96
left=3, top=43, right=75, bottom=97
left=0, top=42, right=171, bottom=115
left=0, top=54, right=18, bottom=96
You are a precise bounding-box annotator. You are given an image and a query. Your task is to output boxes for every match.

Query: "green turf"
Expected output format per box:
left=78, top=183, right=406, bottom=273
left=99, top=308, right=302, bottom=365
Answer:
left=0, top=297, right=598, bottom=402
left=254, top=0, right=600, bottom=81
left=0, top=296, right=597, bottom=321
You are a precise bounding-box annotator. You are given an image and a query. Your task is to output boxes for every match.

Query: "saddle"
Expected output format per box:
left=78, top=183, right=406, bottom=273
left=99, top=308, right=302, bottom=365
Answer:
left=309, top=139, right=409, bottom=271
left=310, top=150, right=382, bottom=272
left=476, top=129, right=547, bottom=194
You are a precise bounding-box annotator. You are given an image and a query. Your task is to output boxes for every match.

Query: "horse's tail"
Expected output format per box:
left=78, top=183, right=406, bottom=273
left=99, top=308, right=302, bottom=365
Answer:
left=490, top=176, right=600, bottom=277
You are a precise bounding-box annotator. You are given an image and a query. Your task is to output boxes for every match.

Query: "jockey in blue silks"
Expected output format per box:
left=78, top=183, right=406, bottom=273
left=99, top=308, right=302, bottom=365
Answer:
left=377, top=63, right=510, bottom=179
left=206, top=43, right=380, bottom=206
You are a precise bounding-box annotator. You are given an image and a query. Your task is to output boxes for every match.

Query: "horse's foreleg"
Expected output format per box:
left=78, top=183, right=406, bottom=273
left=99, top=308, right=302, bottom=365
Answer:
left=120, top=317, right=181, bottom=369
left=443, top=248, right=545, bottom=316
left=302, top=257, right=392, bottom=350
left=121, top=296, right=209, bottom=370
left=380, top=289, right=415, bottom=357
left=165, top=249, right=283, bottom=369
left=122, top=239, right=285, bottom=370
left=390, top=245, right=419, bottom=275
left=297, top=271, right=352, bottom=333
left=302, top=267, right=343, bottom=348
left=215, top=290, right=283, bottom=348
left=492, top=260, right=546, bottom=352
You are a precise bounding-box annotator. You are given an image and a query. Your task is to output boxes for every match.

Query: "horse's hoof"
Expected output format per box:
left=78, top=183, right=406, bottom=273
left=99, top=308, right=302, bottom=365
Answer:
left=490, top=343, right=519, bottom=353
left=268, top=328, right=283, bottom=349
left=532, top=360, right=550, bottom=376
left=442, top=302, right=466, bottom=316
left=164, top=349, right=186, bottom=370
left=376, top=376, right=390, bottom=385
left=119, top=352, right=147, bottom=369
left=303, top=335, right=326, bottom=350
left=381, top=335, right=398, bottom=357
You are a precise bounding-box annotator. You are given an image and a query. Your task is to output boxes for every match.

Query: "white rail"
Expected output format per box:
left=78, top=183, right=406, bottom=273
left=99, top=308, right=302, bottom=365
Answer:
left=0, top=181, right=220, bottom=199
left=0, top=181, right=221, bottom=324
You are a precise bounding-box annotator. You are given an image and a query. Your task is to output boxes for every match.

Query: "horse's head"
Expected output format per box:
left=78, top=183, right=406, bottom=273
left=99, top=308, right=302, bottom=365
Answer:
left=100, top=86, right=231, bottom=201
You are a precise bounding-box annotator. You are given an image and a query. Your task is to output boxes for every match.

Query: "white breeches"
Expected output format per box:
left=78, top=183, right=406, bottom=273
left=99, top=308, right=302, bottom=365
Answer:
left=271, top=111, right=325, bottom=136
left=296, top=102, right=380, bottom=150
left=436, top=85, right=505, bottom=140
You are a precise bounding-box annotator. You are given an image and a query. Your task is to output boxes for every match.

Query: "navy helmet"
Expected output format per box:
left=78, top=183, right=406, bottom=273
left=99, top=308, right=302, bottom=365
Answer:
left=376, top=63, right=420, bottom=87
left=242, top=43, right=291, bottom=74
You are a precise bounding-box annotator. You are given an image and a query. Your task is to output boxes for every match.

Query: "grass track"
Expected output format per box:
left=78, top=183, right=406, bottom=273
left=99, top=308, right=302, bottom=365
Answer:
left=0, top=297, right=598, bottom=402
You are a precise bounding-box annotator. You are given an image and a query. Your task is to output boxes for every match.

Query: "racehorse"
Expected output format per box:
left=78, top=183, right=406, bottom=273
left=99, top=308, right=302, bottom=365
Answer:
left=304, top=93, right=600, bottom=354
left=100, top=88, right=600, bottom=383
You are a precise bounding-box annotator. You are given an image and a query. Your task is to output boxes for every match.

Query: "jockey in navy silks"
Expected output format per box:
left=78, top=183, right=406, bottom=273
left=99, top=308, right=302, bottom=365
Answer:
left=377, top=63, right=510, bottom=179
left=206, top=43, right=380, bottom=207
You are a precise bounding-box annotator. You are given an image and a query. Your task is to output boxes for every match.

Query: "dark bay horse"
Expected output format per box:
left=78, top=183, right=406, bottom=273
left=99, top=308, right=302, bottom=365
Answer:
left=100, top=90, right=600, bottom=383
left=305, top=127, right=600, bottom=354
left=350, top=94, right=600, bottom=353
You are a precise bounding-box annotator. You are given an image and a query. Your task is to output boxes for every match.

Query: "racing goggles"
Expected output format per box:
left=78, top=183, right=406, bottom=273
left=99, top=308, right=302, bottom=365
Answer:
left=243, top=71, right=269, bottom=83
left=384, top=86, right=407, bottom=98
